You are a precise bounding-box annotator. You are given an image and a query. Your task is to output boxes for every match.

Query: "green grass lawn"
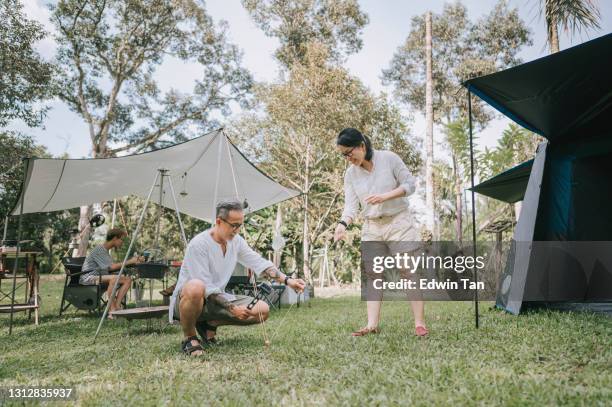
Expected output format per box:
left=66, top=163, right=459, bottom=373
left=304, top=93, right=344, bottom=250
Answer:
left=1, top=275, right=611, bottom=406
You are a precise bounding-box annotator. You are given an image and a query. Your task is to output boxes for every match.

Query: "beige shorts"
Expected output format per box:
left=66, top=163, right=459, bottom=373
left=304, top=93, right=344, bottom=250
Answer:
left=362, top=210, right=419, bottom=242
left=360, top=211, right=423, bottom=300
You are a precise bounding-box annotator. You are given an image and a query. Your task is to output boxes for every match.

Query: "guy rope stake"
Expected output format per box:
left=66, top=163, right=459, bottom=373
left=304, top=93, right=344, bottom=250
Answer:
left=268, top=295, right=298, bottom=342
left=250, top=276, right=271, bottom=347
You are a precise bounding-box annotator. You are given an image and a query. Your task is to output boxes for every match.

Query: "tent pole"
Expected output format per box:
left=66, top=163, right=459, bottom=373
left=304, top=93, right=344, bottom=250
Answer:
left=212, top=132, right=223, bottom=221
left=167, top=175, right=189, bottom=249
left=154, top=169, right=166, bottom=251
left=468, top=90, right=479, bottom=329
left=111, top=199, right=117, bottom=229
left=93, top=170, right=161, bottom=341
left=8, top=158, right=28, bottom=335
left=223, top=131, right=240, bottom=201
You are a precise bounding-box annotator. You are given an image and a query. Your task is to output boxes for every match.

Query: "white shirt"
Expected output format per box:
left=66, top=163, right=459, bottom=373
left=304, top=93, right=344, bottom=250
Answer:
left=341, top=149, right=416, bottom=222
left=169, top=229, right=273, bottom=322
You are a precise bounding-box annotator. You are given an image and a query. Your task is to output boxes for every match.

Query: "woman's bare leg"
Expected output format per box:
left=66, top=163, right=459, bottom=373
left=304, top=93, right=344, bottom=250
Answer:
left=366, top=300, right=382, bottom=328
left=410, top=300, right=425, bottom=327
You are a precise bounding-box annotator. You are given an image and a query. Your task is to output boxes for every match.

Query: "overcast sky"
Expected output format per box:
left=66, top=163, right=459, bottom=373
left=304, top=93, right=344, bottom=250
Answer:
left=9, top=0, right=612, bottom=159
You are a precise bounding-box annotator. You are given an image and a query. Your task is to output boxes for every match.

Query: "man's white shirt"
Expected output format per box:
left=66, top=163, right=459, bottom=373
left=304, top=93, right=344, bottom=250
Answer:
left=169, top=229, right=273, bottom=322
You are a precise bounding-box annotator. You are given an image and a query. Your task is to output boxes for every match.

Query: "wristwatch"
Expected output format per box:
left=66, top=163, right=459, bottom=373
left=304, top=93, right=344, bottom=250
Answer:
left=284, top=276, right=291, bottom=285
left=338, top=220, right=348, bottom=228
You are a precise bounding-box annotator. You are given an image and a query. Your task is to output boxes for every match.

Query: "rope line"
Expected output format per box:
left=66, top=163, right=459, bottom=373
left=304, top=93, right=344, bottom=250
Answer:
left=251, top=274, right=271, bottom=346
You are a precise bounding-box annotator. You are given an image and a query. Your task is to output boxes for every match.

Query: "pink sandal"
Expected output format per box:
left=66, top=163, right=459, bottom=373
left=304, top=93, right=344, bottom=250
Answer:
left=415, top=326, right=429, bottom=337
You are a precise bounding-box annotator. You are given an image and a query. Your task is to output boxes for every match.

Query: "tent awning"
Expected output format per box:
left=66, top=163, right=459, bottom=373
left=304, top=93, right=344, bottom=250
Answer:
left=464, top=33, right=612, bottom=142
left=11, top=129, right=300, bottom=221
left=472, top=159, right=533, bottom=203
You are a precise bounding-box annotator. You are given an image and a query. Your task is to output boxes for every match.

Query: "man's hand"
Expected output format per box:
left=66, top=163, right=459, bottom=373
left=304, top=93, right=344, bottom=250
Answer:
left=287, top=278, right=306, bottom=293
left=364, top=193, right=390, bottom=205
left=208, top=293, right=250, bottom=320
left=127, top=256, right=144, bottom=266
left=230, top=305, right=250, bottom=320
left=334, top=223, right=347, bottom=242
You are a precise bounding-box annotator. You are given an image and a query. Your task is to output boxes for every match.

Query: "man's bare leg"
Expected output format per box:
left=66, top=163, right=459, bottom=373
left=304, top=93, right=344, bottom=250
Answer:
left=179, top=279, right=206, bottom=355
left=102, top=275, right=117, bottom=307
left=101, top=275, right=129, bottom=315
left=113, top=276, right=131, bottom=310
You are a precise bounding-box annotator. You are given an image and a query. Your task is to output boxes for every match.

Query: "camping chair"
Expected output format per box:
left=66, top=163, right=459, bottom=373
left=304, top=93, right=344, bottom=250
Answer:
left=225, top=263, right=250, bottom=296
left=241, top=280, right=283, bottom=310
left=224, top=264, right=282, bottom=308
left=59, top=257, right=108, bottom=315
left=236, top=267, right=283, bottom=310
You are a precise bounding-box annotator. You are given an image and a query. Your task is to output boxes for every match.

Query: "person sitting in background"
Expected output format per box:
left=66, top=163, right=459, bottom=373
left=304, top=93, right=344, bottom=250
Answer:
left=80, top=228, right=143, bottom=318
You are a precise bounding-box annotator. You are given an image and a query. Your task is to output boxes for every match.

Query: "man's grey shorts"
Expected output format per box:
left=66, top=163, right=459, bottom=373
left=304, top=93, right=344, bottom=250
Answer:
left=173, top=290, right=258, bottom=325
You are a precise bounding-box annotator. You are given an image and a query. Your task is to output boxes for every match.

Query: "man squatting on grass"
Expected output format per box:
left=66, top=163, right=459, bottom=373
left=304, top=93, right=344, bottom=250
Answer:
left=169, top=201, right=306, bottom=356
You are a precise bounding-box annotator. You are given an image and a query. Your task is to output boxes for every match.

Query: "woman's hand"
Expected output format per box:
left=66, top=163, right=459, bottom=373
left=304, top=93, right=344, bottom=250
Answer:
left=364, top=192, right=390, bottom=205
left=334, top=223, right=347, bottom=242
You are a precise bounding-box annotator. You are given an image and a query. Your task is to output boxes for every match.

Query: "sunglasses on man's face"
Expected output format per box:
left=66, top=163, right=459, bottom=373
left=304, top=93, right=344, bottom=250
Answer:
left=220, top=218, right=243, bottom=230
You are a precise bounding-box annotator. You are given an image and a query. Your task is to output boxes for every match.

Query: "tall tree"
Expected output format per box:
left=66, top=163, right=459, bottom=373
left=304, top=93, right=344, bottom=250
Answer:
left=51, top=0, right=253, bottom=254
left=0, top=0, right=54, bottom=127
left=383, top=1, right=532, bottom=240
left=230, top=43, right=420, bottom=283
left=383, top=1, right=531, bottom=127
left=424, top=11, right=435, bottom=237
left=538, top=0, right=600, bottom=53
left=442, top=119, right=474, bottom=243
left=242, top=0, right=368, bottom=68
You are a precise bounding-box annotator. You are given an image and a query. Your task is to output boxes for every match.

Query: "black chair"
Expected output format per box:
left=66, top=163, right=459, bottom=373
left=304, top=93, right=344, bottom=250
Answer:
left=59, top=257, right=108, bottom=315
left=244, top=282, right=284, bottom=310
left=225, top=264, right=284, bottom=309
left=225, top=275, right=251, bottom=294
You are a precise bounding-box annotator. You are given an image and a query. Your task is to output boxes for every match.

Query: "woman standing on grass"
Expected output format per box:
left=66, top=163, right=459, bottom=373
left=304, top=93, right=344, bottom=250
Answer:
left=333, top=128, right=428, bottom=337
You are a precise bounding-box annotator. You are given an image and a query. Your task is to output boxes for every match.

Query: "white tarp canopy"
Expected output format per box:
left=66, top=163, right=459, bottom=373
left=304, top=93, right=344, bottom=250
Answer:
left=12, top=129, right=299, bottom=221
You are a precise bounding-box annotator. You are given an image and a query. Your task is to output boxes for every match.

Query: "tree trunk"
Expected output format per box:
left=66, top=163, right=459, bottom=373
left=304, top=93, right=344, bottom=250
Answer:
left=425, top=11, right=435, bottom=237
left=75, top=205, right=92, bottom=257
left=273, top=203, right=283, bottom=268
left=453, top=155, right=463, bottom=244
left=455, top=184, right=462, bottom=243
left=302, top=139, right=312, bottom=284
left=75, top=143, right=107, bottom=256
left=548, top=13, right=560, bottom=53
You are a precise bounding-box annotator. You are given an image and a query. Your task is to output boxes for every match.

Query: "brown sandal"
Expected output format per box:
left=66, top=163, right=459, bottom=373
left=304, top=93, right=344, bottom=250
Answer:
left=351, top=326, right=380, bottom=337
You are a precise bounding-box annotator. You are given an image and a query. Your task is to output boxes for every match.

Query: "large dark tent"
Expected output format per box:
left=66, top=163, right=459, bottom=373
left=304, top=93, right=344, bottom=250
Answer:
left=465, top=33, right=612, bottom=315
